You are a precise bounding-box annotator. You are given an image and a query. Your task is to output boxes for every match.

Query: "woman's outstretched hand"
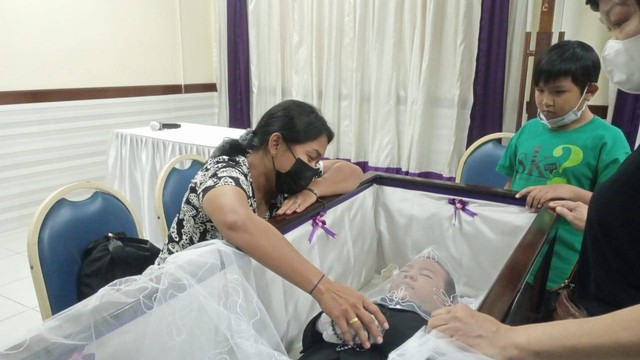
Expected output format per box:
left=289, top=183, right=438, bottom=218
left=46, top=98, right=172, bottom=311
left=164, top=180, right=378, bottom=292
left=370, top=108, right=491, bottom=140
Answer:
left=311, top=277, right=389, bottom=348
left=548, top=200, right=588, bottom=232
left=428, top=304, right=516, bottom=359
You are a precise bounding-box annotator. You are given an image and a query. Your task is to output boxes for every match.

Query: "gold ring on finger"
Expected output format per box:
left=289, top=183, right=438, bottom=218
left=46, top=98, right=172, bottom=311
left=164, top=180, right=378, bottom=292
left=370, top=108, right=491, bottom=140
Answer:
left=348, top=317, right=359, bottom=324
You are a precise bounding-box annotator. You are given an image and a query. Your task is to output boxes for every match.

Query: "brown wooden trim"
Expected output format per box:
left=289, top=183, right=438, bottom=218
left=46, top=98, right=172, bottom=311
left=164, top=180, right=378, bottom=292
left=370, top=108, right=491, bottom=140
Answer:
left=590, top=105, right=609, bottom=120
left=516, top=32, right=533, bottom=131
left=0, top=83, right=217, bottom=105
left=539, top=0, right=556, bottom=32
left=184, top=83, right=217, bottom=94
left=524, top=32, right=555, bottom=121
left=478, top=208, right=556, bottom=321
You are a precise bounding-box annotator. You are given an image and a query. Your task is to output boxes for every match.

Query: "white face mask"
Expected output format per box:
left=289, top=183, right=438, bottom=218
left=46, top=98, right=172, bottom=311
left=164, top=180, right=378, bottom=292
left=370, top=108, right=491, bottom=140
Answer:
left=602, top=33, right=640, bottom=94
left=538, top=87, right=589, bottom=129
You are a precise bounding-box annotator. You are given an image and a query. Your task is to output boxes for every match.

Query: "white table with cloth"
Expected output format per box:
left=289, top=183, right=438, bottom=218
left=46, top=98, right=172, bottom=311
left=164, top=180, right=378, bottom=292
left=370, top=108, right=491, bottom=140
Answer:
left=106, top=123, right=245, bottom=247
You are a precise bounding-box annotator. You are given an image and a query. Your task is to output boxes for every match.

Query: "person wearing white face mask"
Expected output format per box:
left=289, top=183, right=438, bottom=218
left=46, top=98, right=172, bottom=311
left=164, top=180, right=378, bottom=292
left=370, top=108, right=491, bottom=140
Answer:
left=602, top=22, right=640, bottom=94
left=426, top=1, right=640, bottom=359
left=497, top=40, right=630, bottom=290
left=537, top=86, right=590, bottom=129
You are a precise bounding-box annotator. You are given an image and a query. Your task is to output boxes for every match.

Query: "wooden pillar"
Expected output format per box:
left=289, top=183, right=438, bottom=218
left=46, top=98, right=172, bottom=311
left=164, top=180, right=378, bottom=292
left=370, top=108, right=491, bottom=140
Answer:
left=517, top=0, right=565, bottom=129
left=539, top=0, right=556, bottom=32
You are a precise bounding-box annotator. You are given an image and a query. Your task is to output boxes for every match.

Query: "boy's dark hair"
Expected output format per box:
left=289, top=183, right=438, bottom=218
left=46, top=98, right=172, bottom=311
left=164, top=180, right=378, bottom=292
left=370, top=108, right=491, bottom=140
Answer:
left=414, top=256, right=458, bottom=303
left=586, top=0, right=640, bottom=12
left=214, top=99, right=334, bottom=158
left=436, top=260, right=458, bottom=303
left=532, top=40, right=600, bottom=93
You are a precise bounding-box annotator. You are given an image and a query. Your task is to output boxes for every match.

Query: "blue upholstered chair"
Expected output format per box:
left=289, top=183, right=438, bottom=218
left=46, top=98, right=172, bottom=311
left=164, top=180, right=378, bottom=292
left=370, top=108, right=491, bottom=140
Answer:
left=155, top=154, right=206, bottom=239
left=455, top=132, right=514, bottom=188
left=27, top=182, right=142, bottom=320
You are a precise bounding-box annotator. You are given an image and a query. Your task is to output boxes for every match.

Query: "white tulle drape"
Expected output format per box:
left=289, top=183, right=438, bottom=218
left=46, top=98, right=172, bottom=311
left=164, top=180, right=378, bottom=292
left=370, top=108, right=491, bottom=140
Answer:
left=2, top=241, right=289, bottom=360
left=388, top=329, right=491, bottom=360
left=247, top=0, right=482, bottom=177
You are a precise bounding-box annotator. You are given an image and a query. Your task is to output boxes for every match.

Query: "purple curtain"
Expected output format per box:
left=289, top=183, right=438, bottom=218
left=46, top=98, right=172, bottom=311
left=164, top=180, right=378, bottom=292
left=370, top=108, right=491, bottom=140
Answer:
left=466, top=0, right=510, bottom=148
left=227, top=0, right=251, bottom=129
left=611, top=91, right=640, bottom=149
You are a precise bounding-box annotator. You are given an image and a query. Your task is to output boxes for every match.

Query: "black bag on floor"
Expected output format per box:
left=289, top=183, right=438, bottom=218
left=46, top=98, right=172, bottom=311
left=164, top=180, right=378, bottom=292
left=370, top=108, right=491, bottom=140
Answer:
left=77, top=232, right=160, bottom=301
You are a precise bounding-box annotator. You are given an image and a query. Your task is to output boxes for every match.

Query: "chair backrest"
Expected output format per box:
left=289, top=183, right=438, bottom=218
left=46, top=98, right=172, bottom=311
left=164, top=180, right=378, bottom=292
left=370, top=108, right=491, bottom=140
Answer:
left=27, top=182, right=142, bottom=320
left=456, top=132, right=514, bottom=188
left=155, top=154, right=207, bottom=239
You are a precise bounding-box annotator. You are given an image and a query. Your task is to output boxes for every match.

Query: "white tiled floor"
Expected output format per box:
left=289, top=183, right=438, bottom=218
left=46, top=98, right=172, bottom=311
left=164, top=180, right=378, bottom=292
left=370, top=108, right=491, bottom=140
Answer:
left=0, top=228, right=43, bottom=350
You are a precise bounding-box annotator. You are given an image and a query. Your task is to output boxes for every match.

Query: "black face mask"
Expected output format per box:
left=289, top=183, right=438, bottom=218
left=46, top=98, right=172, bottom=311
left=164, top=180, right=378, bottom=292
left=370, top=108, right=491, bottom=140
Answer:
left=273, top=146, right=319, bottom=195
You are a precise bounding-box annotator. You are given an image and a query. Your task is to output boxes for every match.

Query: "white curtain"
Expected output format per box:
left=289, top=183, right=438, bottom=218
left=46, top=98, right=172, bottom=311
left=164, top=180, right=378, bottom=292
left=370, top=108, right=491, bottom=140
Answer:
left=502, top=0, right=530, bottom=133
left=213, top=0, right=229, bottom=127
left=247, top=0, right=482, bottom=177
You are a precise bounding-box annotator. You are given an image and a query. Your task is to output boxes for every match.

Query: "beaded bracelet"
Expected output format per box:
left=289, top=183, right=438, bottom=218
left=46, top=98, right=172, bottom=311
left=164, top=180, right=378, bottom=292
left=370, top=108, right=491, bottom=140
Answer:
left=331, top=320, right=366, bottom=352
left=330, top=320, right=344, bottom=343
left=305, top=187, right=319, bottom=199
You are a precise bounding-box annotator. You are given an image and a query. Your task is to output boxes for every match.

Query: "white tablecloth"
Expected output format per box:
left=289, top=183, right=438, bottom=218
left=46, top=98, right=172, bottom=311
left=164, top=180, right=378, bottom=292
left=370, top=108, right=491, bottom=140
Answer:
left=107, top=123, right=245, bottom=246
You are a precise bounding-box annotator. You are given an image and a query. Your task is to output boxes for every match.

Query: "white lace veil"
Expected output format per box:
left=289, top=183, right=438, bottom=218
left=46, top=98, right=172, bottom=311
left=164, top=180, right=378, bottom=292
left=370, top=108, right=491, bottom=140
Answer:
left=1, top=241, right=289, bottom=360
left=364, top=246, right=465, bottom=319
left=388, top=329, right=491, bottom=360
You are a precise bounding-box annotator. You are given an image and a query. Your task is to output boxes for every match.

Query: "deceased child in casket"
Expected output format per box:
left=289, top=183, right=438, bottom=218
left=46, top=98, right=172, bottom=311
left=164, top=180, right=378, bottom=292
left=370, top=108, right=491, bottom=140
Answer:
left=299, top=248, right=459, bottom=360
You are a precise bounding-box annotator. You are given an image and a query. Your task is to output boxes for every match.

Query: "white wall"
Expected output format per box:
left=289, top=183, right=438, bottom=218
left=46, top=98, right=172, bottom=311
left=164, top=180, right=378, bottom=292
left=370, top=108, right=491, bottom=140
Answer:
left=0, top=0, right=216, bottom=91
left=179, top=0, right=216, bottom=85
left=0, top=1, right=220, bottom=235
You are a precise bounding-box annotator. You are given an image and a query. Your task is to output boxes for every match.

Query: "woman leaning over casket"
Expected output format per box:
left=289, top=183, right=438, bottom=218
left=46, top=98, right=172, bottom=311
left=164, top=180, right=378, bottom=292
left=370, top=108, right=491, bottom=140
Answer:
left=155, top=99, right=388, bottom=349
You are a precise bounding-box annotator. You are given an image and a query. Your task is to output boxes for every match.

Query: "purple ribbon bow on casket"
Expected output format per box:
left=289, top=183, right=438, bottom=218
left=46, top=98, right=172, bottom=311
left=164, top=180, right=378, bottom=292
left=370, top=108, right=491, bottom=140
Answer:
left=448, top=198, right=477, bottom=225
left=309, top=212, right=337, bottom=244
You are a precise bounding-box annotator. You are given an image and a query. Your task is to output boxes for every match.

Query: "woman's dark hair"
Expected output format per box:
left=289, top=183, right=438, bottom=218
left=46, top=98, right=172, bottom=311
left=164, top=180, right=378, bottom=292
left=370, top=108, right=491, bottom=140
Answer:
left=586, top=0, right=640, bottom=12
left=532, top=40, right=601, bottom=93
left=214, top=99, right=335, bottom=157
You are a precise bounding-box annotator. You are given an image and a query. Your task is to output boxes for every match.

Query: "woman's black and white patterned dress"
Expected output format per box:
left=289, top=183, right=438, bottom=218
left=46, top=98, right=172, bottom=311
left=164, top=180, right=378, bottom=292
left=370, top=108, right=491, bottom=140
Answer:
left=155, top=155, right=285, bottom=265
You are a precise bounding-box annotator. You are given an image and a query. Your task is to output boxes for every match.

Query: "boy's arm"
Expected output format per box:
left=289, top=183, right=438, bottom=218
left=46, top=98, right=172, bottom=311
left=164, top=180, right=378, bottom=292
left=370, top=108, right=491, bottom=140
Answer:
left=516, top=184, right=592, bottom=209
left=596, top=133, right=630, bottom=184
left=593, top=126, right=630, bottom=185
left=504, top=177, right=512, bottom=190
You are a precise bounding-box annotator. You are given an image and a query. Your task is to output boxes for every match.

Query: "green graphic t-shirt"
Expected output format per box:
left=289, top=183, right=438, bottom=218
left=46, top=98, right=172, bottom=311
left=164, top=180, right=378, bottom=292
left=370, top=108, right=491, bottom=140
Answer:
left=497, top=115, right=630, bottom=287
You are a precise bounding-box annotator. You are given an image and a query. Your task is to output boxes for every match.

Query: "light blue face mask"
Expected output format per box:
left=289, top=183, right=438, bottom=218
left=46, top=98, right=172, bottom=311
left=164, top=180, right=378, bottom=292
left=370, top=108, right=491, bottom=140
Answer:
left=538, top=87, right=589, bottom=129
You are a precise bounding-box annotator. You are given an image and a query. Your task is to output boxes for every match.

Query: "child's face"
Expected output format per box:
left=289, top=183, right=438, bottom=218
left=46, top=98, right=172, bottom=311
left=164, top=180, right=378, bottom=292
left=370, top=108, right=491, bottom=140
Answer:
left=388, top=258, right=448, bottom=314
left=535, top=76, right=586, bottom=120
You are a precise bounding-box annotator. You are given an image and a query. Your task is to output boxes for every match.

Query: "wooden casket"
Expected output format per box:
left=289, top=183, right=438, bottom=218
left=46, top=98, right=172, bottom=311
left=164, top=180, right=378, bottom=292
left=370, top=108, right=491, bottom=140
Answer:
left=1, top=173, right=556, bottom=359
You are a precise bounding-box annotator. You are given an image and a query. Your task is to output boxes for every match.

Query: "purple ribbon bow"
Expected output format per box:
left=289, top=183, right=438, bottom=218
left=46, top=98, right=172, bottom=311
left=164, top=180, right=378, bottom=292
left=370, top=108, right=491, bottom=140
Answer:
left=309, top=212, right=337, bottom=244
left=448, top=198, right=477, bottom=225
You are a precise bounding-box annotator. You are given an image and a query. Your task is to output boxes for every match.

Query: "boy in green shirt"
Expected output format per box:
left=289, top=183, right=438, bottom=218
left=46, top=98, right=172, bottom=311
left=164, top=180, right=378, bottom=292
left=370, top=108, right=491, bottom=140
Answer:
left=497, top=40, right=630, bottom=288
